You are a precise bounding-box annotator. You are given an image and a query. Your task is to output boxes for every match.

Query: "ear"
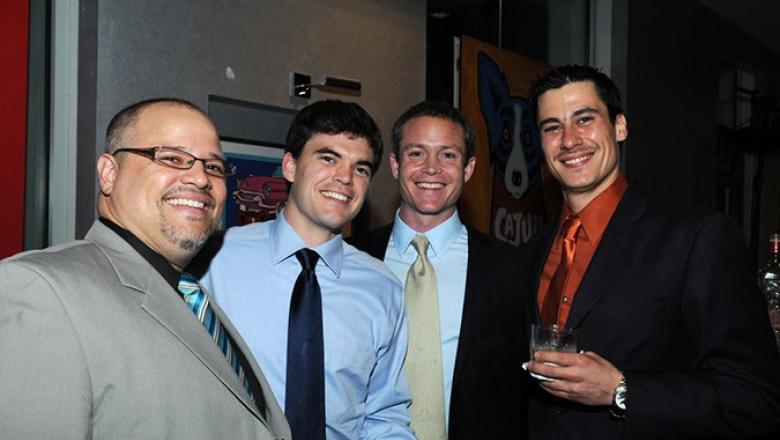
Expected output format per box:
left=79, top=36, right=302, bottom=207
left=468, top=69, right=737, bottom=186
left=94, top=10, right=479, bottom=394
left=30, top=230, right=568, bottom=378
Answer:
left=614, top=114, right=628, bottom=143
left=463, top=156, right=477, bottom=183
left=389, top=154, right=400, bottom=179
left=281, top=152, right=297, bottom=183
left=97, top=153, right=119, bottom=196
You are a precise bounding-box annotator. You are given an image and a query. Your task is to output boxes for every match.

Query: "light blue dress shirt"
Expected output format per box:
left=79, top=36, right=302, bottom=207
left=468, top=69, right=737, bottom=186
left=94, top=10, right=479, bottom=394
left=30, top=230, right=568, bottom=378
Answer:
left=201, top=213, right=413, bottom=440
left=382, top=210, right=468, bottom=427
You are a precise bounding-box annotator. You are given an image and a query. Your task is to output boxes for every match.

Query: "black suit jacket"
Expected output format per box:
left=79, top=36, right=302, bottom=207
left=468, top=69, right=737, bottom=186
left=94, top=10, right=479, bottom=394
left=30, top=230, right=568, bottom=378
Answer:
left=349, top=223, right=529, bottom=439
left=525, top=184, right=780, bottom=439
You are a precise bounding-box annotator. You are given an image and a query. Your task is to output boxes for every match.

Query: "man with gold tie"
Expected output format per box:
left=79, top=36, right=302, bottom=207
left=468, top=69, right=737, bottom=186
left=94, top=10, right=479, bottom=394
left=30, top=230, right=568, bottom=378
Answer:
left=349, top=101, right=528, bottom=439
left=0, top=98, right=289, bottom=439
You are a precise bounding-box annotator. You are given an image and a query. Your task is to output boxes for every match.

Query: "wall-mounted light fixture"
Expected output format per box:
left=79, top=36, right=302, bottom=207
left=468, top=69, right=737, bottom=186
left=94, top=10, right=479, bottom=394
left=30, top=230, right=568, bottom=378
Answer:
left=289, top=72, right=362, bottom=99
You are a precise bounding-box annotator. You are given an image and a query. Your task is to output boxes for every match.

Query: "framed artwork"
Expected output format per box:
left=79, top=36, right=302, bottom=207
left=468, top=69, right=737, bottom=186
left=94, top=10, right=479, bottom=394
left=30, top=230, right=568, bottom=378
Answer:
left=459, top=36, right=560, bottom=248
left=220, top=137, right=288, bottom=229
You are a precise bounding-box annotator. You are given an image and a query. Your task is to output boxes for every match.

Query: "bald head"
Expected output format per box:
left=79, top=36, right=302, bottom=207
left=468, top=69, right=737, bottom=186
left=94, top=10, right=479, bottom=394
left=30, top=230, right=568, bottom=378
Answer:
left=105, top=98, right=210, bottom=154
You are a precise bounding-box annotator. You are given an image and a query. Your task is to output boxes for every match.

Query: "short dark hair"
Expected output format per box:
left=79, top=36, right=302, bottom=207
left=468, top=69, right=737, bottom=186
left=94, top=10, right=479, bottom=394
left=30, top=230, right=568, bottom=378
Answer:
left=105, top=97, right=207, bottom=153
left=529, top=65, right=624, bottom=124
left=285, top=100, right=383, bottom=175
left=391, top=101, right=476, bottom=161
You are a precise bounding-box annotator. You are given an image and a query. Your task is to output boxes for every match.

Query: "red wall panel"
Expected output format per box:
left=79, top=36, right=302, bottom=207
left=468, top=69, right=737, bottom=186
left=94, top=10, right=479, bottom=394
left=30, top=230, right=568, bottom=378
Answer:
left=0, top=0, right=29, bottom=258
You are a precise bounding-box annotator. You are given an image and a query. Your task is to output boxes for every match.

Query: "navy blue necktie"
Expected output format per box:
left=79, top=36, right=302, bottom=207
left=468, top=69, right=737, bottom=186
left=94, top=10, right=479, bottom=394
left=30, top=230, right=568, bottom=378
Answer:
left=286, top=249, right=325, bottom=440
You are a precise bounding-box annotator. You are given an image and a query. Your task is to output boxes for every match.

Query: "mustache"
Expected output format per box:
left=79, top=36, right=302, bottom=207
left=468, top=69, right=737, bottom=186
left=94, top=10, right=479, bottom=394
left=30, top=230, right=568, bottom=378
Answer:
left=556, top=146, right=596, bottom=159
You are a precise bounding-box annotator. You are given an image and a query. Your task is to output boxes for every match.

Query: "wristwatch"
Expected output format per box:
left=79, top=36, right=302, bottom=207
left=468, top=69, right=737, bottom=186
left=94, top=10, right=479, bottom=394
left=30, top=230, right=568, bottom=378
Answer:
left=610, top=376, right=627, bottom=419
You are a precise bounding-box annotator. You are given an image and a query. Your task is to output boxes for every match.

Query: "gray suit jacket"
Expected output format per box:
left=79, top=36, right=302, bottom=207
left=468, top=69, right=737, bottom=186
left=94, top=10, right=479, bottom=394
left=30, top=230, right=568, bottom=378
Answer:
left=0, top=222, right=291, bottom=440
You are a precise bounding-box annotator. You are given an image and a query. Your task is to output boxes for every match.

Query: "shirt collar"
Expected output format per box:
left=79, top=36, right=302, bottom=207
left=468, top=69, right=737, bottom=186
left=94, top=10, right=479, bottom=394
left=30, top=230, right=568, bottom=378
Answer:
left=98, top=217, right=181, bottom=290
left=270, top=209, right=343, bottom=277
left=390, top=209, right=464, bottom=258
left=561, top=174, right=628, bottom=244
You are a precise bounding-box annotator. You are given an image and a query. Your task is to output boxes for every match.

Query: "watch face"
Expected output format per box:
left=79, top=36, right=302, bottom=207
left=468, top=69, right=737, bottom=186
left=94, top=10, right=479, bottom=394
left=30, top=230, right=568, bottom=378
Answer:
left=615, top=385, right=627, bottom=410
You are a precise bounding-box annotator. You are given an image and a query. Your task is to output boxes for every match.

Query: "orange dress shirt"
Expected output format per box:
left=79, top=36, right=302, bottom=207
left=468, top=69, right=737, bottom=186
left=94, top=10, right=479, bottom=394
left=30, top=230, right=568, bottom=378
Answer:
left=537, top=175, right=628, bottom=328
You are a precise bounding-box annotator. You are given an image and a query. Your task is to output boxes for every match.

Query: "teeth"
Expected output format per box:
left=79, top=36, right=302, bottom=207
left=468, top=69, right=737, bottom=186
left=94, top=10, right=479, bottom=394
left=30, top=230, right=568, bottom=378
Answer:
left=563, top=155, right=589, bottom=165
left=166, top=198, right=206, bottom=209
left=322, top=191, right=349, bottom=202
left=417, top=182, right=444, bottom=189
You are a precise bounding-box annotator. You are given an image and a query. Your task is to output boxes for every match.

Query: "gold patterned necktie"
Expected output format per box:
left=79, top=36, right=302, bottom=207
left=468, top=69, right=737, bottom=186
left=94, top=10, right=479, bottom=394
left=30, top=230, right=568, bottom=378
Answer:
left=404, top=235, right=446, bottom=439
left=541, top=216, right=582, bottom=327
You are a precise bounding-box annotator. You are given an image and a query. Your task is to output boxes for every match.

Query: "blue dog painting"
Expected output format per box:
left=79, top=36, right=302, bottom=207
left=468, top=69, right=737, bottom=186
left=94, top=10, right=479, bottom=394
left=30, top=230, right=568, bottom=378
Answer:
left=477, top=52, right=543, bottom=200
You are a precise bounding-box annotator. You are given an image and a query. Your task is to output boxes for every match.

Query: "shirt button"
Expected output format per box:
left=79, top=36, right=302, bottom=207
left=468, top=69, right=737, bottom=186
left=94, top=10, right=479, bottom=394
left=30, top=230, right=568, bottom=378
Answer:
left=562, top=297, right=568, bottom=304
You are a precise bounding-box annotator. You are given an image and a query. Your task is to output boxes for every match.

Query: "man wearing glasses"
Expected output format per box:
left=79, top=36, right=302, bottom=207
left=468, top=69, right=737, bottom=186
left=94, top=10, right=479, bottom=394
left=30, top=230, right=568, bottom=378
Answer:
left=0, top=98, right=290, bottom=439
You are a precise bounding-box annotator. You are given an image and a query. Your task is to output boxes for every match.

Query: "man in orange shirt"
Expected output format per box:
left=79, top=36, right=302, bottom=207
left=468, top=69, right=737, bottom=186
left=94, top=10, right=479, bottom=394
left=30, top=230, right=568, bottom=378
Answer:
left=525, top=65, right=780, bottom=439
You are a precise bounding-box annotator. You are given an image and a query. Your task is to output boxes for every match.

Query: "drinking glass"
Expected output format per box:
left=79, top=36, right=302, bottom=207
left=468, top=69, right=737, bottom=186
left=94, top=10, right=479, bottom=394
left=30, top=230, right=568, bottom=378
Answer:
left=524, top=324, right=578, bottom=381
left=529, top=324, right=578, bottom=356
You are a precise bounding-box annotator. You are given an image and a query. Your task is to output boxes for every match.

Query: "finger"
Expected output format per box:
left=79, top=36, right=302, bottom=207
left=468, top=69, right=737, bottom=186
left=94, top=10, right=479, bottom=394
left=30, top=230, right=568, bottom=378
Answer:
left=527, top=360, right=562, bottom=378
left=529, top=361, right=582, bottom=383
left=540, top=382, right=576, bottom=399
left=533, top=351, right=581, bottom=366
left=540, top=378, right=571, bottom=392
left=580, top=351, right=606, bottom=363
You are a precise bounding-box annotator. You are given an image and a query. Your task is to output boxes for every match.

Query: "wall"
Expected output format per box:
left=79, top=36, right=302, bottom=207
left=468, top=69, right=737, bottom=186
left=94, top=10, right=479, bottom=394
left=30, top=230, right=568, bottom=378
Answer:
left=78, top=0, right=425, bottom=234
left=624, top=0, right=719, bottom=207
left=619, top=0, right=780, bottom=264
left=623, top=0, right=780, bottom=210
left=0, top=0, right=29, bottom=258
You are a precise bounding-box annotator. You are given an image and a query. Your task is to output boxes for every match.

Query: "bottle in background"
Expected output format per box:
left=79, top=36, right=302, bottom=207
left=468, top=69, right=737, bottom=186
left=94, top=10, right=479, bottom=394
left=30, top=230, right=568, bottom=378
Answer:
left=758, top=233, right=780, bottom=350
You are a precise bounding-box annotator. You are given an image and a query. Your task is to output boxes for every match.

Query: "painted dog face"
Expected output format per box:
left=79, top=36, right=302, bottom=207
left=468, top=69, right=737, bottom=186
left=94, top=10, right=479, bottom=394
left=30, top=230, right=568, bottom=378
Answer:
left=477, top=52, right=542, bottom=199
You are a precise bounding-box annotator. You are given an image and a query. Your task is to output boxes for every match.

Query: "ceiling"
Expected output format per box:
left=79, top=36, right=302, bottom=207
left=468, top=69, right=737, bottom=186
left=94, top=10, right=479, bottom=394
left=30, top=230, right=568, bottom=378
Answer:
left=698, top=0, right=780, bottom=56
left=426, top=1, right=780, bottom=58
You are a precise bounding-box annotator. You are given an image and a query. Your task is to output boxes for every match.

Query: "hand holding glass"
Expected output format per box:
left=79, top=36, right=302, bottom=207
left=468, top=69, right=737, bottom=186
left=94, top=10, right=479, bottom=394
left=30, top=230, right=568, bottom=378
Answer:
left=523, top=324, right=578, bottom=381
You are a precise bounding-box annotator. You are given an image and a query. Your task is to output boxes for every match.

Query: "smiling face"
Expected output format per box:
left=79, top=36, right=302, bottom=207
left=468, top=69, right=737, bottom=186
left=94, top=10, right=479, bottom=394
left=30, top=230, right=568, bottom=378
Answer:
left=97, top=103, right=226, bottom=270
left=391, top=116, right=476, bottom=232
left=537, top=81, right=627, bottom=212
left=282, top=132, right=373, bottom=246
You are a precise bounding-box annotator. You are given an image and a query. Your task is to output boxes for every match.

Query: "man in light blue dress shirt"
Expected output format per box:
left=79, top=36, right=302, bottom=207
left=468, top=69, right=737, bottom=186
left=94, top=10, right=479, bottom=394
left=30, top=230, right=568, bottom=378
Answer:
left=349, top=101, right=528, bottom=439
left=200, top=100, right=414, bottom=439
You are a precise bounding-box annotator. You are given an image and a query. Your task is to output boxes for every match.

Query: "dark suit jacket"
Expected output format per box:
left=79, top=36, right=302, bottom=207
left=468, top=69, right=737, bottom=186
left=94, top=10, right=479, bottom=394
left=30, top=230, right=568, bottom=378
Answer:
left=525, top=184, right=780, bottom=439
left=349, top=223, right=529, bottom=439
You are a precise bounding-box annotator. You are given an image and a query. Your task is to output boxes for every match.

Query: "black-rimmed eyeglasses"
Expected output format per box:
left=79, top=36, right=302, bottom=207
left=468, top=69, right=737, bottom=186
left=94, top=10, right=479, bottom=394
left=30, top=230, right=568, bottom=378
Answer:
left=113, top=146, right=236, bottom=178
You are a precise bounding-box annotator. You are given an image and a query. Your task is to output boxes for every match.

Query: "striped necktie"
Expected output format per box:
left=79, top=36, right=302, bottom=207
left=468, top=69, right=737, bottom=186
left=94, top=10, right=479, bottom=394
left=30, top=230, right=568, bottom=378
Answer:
left=405, top=235, right=446, bottom=439
left=177, top=273, right=254, bottom=398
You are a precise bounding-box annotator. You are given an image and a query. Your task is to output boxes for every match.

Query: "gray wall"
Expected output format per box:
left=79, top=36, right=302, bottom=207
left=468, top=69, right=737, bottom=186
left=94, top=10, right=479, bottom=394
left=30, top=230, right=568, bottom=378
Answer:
left=80, top=0, right=425, bottom=235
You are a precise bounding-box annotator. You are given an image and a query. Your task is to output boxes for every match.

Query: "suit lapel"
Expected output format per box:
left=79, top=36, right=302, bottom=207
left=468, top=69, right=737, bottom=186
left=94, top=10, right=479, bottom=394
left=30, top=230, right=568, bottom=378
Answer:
left=86, top=223, right=268, bottom=425
left=207, top=297, right=271, bottom=418
left=452, top=227, right=488, bottom=381
left=565, top=186, right=646, bottom=329
left=141, top=285, right=266, bottom=422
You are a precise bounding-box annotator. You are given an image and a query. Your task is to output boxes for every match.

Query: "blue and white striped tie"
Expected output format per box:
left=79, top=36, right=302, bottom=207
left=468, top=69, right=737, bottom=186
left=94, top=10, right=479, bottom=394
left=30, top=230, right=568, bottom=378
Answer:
left=177, top=273, right=253, bottom=397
